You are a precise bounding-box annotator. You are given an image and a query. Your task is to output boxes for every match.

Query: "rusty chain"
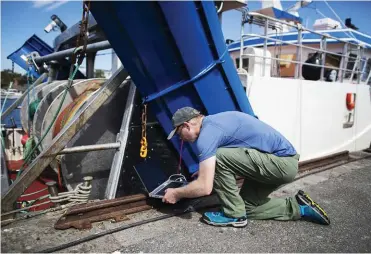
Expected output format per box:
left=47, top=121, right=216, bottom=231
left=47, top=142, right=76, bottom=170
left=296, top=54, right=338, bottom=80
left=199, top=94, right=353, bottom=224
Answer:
left=74, top=1, right=90, bottom=64
left=140, top=104, right=148, bottom=158
left=67, top=0, right=91, bottom=88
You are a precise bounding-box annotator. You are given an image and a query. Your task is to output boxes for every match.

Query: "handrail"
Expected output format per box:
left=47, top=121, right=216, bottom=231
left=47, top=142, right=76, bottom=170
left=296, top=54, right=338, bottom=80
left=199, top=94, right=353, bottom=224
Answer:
left=247, top=12, right=364, bottom=48
left=237, top=10, right=368, bottom=82
left=241, top=53, right=364, bottom=75
left=242, top=33, right=363, bottom=62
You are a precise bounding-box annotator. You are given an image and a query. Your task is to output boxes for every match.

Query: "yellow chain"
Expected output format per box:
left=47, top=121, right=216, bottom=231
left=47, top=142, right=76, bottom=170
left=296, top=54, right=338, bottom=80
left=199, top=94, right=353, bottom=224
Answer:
left=140, top=104, right=148, bottom=158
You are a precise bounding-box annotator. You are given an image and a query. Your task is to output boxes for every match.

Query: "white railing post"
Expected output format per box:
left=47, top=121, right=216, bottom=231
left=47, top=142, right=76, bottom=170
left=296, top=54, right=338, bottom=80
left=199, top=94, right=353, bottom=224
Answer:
left=338, top=43, right=347, bottom=83
left=239, top=18, right=244, bottom=71
left=365, top=67, right=371, bottom=85
left=349, top=45, right=360, bottom=82
left=320, top=36, right=327, bottom=81
left=295, top=25, right=302, bottom=79
left=357, top=45, right=364, bottom=84
left=263, top=18, right=268, bottom=76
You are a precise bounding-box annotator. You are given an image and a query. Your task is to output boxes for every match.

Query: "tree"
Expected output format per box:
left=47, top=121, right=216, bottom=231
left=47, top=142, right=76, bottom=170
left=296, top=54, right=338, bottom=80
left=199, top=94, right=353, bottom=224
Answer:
left=1, top=69, right=27, bottom=89
left=94, top=69, right=105, bottom=78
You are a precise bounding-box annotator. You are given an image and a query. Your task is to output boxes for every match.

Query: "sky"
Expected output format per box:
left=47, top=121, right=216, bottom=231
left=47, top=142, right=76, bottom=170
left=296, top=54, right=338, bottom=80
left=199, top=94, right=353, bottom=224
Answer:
left=1, top=0, right=371, bottom=75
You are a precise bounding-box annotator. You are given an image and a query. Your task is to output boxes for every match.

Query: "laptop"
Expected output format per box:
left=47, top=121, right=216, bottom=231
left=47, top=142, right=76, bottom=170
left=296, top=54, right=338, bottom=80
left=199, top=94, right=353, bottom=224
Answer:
left=133, top=161, right=188, bottom=199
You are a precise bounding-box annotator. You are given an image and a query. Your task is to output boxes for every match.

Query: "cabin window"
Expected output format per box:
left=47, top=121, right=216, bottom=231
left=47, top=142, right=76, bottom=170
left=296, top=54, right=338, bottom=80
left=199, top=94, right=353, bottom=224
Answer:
left=235, top=58, right=249, bottom=71
left=305, top=52, right=341, bottom=68
left=278, top=54, right=296, bottom=77
left=301, top=52, right=341, bottom=81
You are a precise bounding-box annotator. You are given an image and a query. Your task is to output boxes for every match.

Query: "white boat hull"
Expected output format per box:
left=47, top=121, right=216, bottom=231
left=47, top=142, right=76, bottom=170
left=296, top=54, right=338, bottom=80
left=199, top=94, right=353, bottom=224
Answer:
left=245, top=76, right=371, bottom=161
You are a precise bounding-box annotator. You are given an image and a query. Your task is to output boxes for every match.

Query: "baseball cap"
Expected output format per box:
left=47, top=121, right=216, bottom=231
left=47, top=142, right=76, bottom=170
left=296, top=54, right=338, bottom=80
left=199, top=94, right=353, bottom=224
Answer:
left=167, top=107, right=201, bottom=140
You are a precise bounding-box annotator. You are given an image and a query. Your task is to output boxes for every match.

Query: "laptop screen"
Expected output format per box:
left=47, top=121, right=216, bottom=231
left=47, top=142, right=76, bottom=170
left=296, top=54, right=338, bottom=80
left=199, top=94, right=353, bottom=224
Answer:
left=133, top=160, right=169, bottom=193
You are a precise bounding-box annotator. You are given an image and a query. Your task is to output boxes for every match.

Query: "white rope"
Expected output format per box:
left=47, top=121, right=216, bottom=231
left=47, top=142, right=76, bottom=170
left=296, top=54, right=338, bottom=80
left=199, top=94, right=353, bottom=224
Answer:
left=20, top=188, right=48, bottom=197
left=307, top=6, right=327, bottom=19
left=49, top=183, right=92, bottom=205
left=1, top=181, right=92, bottom=217
left=217, top=1, right=223, bottom=14
left=1, top=201, right=52, bottom=216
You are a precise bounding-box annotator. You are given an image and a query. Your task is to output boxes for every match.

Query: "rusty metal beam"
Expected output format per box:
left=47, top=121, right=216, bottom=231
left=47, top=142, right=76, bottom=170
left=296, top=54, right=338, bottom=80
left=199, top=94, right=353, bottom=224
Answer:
left=54, top=194, right=149, bottom=229
left=54, top=200, right=151, bottom=230
left=65, top=194, right=146, bottom=215
left=1, top=67, right=129, bottom=213
left=298, top=151, right=349, bottom=172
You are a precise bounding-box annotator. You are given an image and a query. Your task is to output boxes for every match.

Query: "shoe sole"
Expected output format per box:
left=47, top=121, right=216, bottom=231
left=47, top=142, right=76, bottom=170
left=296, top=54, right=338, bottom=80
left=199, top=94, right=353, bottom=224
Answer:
left=202, top=218, right=248, bottom=228
left=297, top=190, right=330, bottom=225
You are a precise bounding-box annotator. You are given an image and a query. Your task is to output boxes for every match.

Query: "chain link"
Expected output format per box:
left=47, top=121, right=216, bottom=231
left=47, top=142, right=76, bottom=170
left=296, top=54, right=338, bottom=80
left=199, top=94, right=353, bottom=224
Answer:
left=141, top=104, right=147, bottom=139
left=140, top=104, right=148, bottom=158
left=73, top=1, right=90, bottom=65
left=67, top=0, right=91, bottom=89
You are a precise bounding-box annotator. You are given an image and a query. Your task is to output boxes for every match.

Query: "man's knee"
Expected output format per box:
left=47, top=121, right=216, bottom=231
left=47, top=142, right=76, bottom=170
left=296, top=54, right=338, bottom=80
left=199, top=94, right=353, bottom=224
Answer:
left=281, top=160, right=298, bottom=184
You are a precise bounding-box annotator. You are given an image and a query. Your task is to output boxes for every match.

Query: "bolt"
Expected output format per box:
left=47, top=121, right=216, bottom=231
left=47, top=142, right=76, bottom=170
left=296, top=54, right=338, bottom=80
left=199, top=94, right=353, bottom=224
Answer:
left=83, top=176, right=93, bottom=187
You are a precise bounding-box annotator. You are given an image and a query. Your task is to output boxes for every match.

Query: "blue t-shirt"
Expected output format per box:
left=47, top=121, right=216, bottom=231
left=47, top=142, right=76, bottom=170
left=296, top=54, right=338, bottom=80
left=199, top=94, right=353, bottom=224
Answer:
left=196, top=111, right=297, bottom=162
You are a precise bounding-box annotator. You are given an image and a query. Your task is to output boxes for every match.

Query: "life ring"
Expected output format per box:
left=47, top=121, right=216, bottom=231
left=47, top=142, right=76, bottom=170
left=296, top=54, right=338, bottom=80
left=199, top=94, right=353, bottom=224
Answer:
left=346, top=93, right=356, bottom=111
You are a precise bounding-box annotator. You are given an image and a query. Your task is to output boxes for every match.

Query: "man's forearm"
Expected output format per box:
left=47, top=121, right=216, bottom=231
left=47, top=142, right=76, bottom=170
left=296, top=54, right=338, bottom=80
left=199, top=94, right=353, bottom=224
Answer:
left=175, top=179, right=209, bottom=199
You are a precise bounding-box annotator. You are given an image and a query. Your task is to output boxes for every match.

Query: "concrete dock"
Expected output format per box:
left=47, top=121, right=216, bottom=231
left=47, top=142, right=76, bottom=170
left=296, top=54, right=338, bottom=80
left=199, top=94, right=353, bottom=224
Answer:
left=1, top=152, right=371, bottom=253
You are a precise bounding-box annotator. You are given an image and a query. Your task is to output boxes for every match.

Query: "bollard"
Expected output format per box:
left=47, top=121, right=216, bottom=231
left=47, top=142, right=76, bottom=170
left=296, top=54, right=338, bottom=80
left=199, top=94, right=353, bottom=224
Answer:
left=46, top=181, right=60, bottom=207
left=83, top=176, right=93, bottom=187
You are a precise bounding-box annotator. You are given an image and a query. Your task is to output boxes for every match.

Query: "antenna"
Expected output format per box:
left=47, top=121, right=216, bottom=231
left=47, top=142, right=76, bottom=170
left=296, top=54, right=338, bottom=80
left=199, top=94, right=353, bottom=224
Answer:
left=286, top=0, right=313, bottom=17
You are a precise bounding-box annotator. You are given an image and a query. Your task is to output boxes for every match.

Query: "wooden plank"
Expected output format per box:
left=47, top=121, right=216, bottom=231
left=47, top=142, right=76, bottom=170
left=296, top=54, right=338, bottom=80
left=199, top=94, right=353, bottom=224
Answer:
left=1, top=67, right=129, bottom=212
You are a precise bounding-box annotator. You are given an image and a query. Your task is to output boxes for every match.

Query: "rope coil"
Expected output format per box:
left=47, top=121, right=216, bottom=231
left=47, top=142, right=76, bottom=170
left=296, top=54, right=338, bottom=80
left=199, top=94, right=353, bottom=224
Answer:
left=49, top=183, right=92, bottom=204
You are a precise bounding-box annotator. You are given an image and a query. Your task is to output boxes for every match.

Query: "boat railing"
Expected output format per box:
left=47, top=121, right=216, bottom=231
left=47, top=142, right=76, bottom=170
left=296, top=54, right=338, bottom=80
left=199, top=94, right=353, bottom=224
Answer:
left=237, top=10, right=369, bottom=84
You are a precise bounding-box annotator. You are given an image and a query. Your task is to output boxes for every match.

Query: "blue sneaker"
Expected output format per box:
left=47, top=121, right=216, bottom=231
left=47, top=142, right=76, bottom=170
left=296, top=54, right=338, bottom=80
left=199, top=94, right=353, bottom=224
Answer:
left=202, top=211, right=247, bottom=228
left=296, top=190, right=330, bottom=225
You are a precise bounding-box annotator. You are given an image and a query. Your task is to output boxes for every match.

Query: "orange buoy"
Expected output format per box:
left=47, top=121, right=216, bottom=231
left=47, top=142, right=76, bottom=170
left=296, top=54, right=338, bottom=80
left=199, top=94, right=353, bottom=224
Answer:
left=21, top=133, right=29, bottom=146
left=346, top=93, right=356, bottom=111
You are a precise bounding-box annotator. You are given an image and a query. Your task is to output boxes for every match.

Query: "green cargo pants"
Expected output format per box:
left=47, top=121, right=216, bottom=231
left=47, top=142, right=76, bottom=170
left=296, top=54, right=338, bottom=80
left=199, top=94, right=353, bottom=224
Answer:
left=214, top=148, right=301, bottom=220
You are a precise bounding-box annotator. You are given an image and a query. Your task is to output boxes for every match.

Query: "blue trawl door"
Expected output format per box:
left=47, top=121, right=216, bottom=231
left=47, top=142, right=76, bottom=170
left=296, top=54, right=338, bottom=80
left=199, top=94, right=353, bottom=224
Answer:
left=90, top=1, right=255, bottom=174
left=7, top=34, right=85, bottom=80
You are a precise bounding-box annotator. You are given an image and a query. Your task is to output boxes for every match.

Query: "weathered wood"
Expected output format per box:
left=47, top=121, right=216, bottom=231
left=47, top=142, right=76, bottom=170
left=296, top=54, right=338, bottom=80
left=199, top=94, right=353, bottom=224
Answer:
left=1, top=67, right=129, bottom=212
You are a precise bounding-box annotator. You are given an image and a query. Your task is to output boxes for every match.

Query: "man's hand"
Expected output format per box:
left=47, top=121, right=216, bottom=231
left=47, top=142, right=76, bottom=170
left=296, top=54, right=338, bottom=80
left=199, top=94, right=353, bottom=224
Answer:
left=164, top=157, right=216, bottom=202
left=162, top=188, right=180, bottom=204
